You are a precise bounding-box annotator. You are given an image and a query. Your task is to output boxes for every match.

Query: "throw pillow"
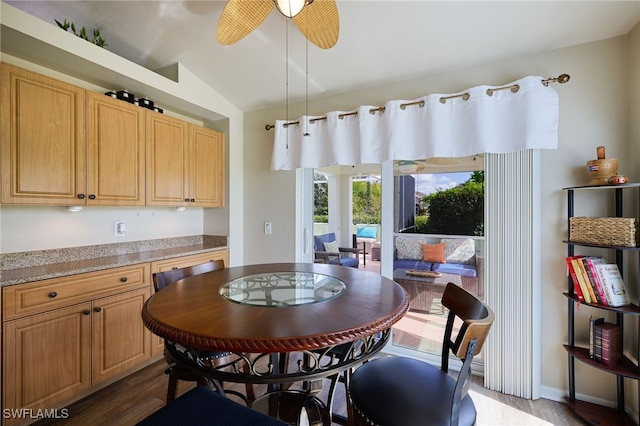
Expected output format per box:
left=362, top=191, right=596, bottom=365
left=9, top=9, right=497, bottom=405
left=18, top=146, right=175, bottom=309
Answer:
left=422, top=243, right=446, bottom=263
left=356, top=226, right=377, bottom=239
left=323, top=241, right=340, bottom=254
left=396, top=237, right=426, bottom=260
left=441, top=238, right=476, bottom=265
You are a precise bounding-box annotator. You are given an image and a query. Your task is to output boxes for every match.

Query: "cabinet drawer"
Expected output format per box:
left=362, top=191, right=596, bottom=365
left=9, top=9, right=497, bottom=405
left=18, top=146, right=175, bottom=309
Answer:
left=151, top=250, right=228, bottom=273
left=3, top=263, right=150, bottom=321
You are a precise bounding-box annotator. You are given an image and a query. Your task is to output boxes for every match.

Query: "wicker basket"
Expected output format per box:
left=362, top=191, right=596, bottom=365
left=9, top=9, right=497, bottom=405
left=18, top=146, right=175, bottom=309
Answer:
left=569, top=217, right=638, bottom=247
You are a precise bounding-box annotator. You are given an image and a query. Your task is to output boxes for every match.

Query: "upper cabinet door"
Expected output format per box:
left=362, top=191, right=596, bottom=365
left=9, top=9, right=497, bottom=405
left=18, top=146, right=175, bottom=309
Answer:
left=145, top=111, right=189, bottom=206
left=86, top=92, right=145, bottom=206
left=189, top=125, right=224, bottom=208
left=1, top=63, right=86, bottom=204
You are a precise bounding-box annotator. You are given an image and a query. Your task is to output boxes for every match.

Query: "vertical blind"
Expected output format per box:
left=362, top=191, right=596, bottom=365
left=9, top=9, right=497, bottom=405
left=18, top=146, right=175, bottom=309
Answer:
left=484, top=150, right=541, bottom=399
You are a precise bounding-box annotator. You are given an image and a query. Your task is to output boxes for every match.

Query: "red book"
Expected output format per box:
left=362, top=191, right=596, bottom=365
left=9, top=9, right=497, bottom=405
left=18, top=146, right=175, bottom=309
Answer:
left=594, top=322, right=622, bottom=366
left=566, top=256, right=586, bottom=302
left=583, top=257, right=607, bottom=305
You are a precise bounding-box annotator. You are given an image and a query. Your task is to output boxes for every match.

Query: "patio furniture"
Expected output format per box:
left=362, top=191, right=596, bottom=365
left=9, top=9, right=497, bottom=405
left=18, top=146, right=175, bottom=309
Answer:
left=392, top=269, right=462, bottom=314
left=348, top=283, right=495, bottom=426
left=394, top=236, right=484, bottom=299
left=371, top=241, right=381, bottom=261
left=314, top=233, right=360, bottom=268
left=354, top=226, right=379, bottom=265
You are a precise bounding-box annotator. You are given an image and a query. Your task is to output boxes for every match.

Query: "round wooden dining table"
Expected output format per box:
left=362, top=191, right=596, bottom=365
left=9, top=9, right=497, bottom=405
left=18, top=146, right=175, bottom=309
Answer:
left=141, top=262, right=409, bottom=424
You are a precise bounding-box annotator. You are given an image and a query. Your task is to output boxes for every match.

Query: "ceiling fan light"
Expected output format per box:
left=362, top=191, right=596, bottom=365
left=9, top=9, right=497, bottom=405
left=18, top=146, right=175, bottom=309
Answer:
left=275, top=0, right=307, bottom=18
left=397, top=161, right=419, bottom=173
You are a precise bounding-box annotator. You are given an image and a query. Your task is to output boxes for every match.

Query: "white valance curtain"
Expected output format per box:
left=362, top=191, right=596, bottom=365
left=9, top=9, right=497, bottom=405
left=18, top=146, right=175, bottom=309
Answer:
left=271, top=75, right=559, bottom=170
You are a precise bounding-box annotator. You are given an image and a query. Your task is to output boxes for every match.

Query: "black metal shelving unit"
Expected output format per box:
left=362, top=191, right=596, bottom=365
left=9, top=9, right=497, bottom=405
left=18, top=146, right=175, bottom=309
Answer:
left=563, top=183, right=640, bottom=426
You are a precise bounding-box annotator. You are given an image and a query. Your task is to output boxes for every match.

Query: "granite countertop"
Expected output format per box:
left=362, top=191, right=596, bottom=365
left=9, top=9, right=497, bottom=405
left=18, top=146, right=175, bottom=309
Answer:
left=0, top=236, right=227, bottom=287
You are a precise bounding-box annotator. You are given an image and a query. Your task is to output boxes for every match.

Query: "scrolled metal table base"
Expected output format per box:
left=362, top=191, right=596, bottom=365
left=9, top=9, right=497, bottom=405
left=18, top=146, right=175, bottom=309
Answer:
left=164, top=329, right=391, bottom=424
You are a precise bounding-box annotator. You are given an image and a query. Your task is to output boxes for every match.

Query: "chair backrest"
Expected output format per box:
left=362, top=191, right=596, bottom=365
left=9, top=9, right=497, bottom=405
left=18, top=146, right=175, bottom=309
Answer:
left=313, top=233, right=337, bottom=252
left=153, top=259, right=225, bottom=292
left=440, top=282, right=494, bottom=425
left=441, top=282, right=495, bottom=366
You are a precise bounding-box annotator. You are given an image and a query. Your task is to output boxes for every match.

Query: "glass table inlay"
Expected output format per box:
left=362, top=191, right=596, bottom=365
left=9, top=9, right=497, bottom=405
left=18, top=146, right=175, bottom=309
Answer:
left=219, top=271, right=346, bottom=307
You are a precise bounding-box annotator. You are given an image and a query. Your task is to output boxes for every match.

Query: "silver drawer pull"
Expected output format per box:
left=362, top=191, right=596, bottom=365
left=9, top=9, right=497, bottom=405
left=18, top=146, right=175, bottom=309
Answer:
left=48, top=292, right=57, bottom=298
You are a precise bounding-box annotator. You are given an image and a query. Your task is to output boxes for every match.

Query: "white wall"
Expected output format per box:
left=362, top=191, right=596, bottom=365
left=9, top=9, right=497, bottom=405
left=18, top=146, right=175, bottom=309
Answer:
left=243, top=34, right=638, bottom=405
left=0, top=206, right=204, bottom=253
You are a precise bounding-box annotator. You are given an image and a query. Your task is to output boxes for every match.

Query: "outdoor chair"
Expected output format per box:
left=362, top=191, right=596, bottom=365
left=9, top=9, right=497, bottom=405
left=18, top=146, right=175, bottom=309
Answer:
left=347, top=282, right=495, bottom=426
left=153, top=260, right=254, bottom=405
left=313, top=232, right=359, bottom=268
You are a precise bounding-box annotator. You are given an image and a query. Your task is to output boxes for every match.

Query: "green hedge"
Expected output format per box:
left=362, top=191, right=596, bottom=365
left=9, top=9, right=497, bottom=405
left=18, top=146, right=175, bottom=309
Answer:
left=352, top=214, right=380, bottom=225
left=314, top=215, right=329, bottom=223
left=422, top=182, right=484, bottom=236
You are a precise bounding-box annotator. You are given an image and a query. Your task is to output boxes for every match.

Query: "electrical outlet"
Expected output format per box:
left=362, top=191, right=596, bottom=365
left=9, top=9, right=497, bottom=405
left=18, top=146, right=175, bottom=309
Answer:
left=114, top=222, right=126, bottom=236
left=264, top=222, right=272, bottom=235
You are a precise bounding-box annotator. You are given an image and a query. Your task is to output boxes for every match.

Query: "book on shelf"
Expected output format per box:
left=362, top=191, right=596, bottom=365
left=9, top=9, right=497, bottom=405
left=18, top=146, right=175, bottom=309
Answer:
left=593, top=322, right=622, bottom=366
left=566, top=256, right=589, bottom=303
left=594, top=263, right=631, bottom=307
left=582, top=256, right=607, bottom=306
left=570, top=256, right=596, bottom=303
left=576, top=257, right=601, bottom=304
left=589, top=316, right=604, bottom=359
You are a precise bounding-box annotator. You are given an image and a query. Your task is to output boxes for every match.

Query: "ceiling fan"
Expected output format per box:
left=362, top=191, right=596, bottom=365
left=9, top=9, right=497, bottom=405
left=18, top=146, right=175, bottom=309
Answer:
left=216, top=0, right=339, bottom=49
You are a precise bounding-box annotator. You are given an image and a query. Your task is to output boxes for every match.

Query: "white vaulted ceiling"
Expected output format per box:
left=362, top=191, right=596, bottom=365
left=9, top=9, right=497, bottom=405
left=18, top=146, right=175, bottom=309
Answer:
left=5, top=1, right=640, bottom=112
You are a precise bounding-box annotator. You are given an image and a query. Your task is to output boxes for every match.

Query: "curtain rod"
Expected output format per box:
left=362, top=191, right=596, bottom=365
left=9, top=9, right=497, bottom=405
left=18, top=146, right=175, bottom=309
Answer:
left=265, top=73, right=570, bottom=130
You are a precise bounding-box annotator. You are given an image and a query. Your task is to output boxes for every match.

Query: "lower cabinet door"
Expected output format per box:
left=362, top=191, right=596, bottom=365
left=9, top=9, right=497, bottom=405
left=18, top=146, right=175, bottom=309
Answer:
left=91, top=287, right=152, bottom=385
left=3, top=303, right=92, bottom=419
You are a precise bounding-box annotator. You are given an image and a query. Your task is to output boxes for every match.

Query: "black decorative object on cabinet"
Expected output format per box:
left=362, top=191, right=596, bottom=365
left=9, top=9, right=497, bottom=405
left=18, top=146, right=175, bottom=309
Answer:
left=563, top=183, right=640, bottom=426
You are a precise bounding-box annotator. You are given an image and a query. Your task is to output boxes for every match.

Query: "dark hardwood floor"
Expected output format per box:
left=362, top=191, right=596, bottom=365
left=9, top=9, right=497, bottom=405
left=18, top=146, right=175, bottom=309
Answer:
left=31, top=358, right=582, bottom=426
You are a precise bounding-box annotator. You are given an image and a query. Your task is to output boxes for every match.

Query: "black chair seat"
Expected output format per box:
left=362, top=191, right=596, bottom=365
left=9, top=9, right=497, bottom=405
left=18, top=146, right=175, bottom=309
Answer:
left=348, top=283, right=494, bottom=426
left=349, top=357, right=477, bottom=426
left=137, top=386, right=286, bottom=426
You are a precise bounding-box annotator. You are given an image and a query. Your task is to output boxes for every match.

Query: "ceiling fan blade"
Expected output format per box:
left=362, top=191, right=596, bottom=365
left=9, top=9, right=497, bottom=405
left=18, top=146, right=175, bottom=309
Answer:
left=293, top=0, right=339, bottom=49
left=217, top=0, right=275, bottom=45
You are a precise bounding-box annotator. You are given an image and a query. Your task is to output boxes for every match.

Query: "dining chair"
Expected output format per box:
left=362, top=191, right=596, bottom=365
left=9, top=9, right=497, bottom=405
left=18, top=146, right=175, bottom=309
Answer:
left=347, top=282, right=495, bottom=426
left=152, top=260, right=255, bottom=405
left=136, top=385, right=287, bottom=426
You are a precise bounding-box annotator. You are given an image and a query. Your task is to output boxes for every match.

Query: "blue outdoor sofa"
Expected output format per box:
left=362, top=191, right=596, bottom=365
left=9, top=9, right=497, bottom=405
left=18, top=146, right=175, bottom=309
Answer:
left=393, top=236, right=483, bottom=298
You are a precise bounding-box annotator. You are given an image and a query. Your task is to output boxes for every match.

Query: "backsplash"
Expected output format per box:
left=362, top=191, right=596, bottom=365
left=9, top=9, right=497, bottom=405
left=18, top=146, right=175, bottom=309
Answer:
left=0, top=235, right=226, bottom=270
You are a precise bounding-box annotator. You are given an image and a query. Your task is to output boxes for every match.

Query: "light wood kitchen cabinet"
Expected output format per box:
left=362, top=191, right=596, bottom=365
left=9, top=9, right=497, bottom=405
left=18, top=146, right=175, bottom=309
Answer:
left=1, top=63, right=225, bottom=208
left=145, top=112, right=189, bottom=206
left=150, top=250, right=229, bottom=274
left=190, top=125, right=224, bottom=207
left=3, top=302, right=92, bottom=419
left=86, top=92, right=145, bottom=206
left=1, top=63, right=86, bottom=205
left=146, top=112, right=224, bottom=207
left=150, top=249, right=229, bottom=355
left=2, top=264, right=152, bottom=422
left=91, top=287, right=152, bottom=385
